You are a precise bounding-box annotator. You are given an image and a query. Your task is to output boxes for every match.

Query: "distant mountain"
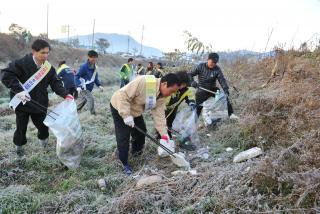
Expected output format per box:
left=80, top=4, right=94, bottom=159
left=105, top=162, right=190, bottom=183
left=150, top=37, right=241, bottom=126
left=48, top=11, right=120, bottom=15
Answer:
left=58, top=32, right=163, bottom=58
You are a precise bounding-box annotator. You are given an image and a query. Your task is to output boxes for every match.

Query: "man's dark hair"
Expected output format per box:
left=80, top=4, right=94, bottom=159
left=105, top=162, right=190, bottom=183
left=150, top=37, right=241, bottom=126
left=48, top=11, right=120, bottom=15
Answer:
left=128, top=58, right=134, bottom=63
left=175, top=71, right=190, bottom=85
left=157, top=62, right=163, bottom=68
left=58, top=60, right=66, bottom=67
left=88, top=50, right=98, bottom=58
left=31, top=39, right=51, bottom=52
left=137, top=63, right=142, bottom=66
left=208, top=52, right=219, bottom=63
left=161, top=73, right=180, bottom=87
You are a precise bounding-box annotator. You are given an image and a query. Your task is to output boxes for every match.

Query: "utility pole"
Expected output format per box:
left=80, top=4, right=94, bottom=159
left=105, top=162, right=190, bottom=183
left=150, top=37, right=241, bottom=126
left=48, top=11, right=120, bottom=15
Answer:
left=127, top=31, right=130, bottom=54
left=67, top=25, right=70, bottom=44
left=0, top=11, right=2, bottom=33
left=46, top=4, right=49, bottom=38
left=140, top=25, right=144, bottom=56
left=92, top=19, right=95, bottom=49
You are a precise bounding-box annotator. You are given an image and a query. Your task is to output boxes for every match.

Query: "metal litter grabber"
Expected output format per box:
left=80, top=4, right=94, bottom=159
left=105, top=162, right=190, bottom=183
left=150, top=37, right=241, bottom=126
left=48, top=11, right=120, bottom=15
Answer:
left=198, top=86, right=216, bottom=95
left=11, top=90, right=60, bottom=120
left=134, top=125, right=176, bottom=158
left=135, top=126, right=191, bottom=168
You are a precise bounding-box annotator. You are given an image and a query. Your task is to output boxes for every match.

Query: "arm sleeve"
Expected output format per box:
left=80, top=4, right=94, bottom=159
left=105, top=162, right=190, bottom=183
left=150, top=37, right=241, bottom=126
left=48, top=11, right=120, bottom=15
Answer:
left=217, top=68, right=229, bottom=95
left=49, top=67, right=68, bottom=98
left=75, top=66, right=84, bottom=87
left=151, top=98, right=168, bottom=136
left=117, top=78, right=144, bottom=119
left=94, top=72, right=101, bottom=87
left=1, top=62, right=25, bottom=93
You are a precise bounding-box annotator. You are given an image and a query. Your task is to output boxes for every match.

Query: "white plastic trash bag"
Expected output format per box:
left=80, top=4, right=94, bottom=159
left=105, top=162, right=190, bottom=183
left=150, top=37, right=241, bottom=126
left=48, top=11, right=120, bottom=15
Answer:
left=172, top=107, right=200, bottom=144
left=202, top=91, right=228, bottom=126
left=158, top=139, right=175, bottom=157
left=43, top=100, right=84, bottom=169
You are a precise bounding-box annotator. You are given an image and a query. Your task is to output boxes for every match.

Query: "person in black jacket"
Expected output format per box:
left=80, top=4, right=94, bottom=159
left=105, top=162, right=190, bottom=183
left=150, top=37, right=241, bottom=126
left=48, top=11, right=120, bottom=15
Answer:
left=1, top=39, right=74, bottom=157
left=189, top=52, right=239, bottom=120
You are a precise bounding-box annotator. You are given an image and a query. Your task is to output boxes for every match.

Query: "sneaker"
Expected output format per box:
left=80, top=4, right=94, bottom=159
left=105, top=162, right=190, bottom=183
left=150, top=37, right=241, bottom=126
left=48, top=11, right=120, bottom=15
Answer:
left=39, top=138, right=48, bottom=148
left=229, top=114, right=239, bottom=120
left=16, top=146, right=24, bottom=157
left=123, top=164, right=132, bottom=176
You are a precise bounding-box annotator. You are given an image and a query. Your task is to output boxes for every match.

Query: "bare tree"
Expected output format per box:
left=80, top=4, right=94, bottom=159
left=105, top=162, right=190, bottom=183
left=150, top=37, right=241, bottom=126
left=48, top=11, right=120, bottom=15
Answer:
left=70, top=38, right=80, bottom=48
left=96, top=38, right=110, bottom=54
left=132, top=47, right=138, bottom=56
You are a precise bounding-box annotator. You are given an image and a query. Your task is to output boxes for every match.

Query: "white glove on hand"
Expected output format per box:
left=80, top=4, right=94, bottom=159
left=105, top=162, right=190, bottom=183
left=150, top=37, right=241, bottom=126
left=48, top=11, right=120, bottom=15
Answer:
left=17, top=91, right=31, bottom=104
left=124, top=116, right=134, bottom=128
left=77, top=87, right=82, bottom=94
left=99, top=86, right=104, bottom=92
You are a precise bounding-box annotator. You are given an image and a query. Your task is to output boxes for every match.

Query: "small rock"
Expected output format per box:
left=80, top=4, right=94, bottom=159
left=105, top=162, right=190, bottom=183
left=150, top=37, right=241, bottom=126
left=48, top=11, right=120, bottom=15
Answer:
left=233, top=147, right=263, bottom=163
left=171, top=170, right=188, bottom=176
left=8, top=172, right=16, bottom=177
left=206, top=134, right=211, bottom=137
left=189, top=170, right=197, bottom=175
left=226, top=147, right=233, bottom=152
left=196, top=148, right=210, bottom=160
left=136, top=175, right=162, bottom=188
left=224, top=185, right=232, bottom=193
left=98, top=179, right=107, bottom=190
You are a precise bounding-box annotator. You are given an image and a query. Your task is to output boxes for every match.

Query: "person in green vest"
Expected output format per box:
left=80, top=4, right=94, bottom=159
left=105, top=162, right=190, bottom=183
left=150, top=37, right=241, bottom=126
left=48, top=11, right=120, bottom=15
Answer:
left=136, top=63, right=145, bottom=75
left=154, top=62, right=165, bottom=78
left=119, top=58, right=134, bottom=88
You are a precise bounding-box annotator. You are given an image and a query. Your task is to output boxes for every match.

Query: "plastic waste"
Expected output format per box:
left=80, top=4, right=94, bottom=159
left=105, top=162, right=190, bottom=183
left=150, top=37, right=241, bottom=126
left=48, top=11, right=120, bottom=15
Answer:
left=44, top=100, right=84, bottom=169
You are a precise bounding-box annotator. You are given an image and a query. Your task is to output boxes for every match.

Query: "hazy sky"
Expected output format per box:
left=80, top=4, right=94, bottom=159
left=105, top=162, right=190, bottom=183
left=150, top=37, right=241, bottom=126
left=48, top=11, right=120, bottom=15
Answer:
left=0, top=0, right=319, bottom=52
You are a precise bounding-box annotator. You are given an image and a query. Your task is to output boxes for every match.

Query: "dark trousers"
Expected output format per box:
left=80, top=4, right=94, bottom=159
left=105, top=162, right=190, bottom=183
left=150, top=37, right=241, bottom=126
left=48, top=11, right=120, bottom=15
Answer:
left=110, top=104, right=146, bottom=165
left=195, top=88, right=234, bottom=117
left=120, top=79, right=129, bottom=88
left=14, top=110, right=49, bottom=146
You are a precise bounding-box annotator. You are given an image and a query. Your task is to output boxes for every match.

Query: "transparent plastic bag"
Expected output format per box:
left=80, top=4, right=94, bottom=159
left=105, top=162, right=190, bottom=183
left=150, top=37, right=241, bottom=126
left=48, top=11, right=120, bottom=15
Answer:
left=172, top=107, right=200, bottom=145
left=44, top=100, right=84, bottom=169
left=201, top=90, right=228, bottom=126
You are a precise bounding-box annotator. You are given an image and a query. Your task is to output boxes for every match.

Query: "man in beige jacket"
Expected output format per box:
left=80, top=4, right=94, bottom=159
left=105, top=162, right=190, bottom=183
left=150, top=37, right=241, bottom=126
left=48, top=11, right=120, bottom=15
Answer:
left=110, top=73, right=180, bottom=175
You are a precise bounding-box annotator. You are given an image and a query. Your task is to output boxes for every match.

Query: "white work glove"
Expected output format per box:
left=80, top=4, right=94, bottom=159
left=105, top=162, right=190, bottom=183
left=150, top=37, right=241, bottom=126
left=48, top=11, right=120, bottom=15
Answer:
left=124, top=116, right=134, bottom=128
left=99, top=86, right=104, bottom=92
left=77, top=87, right=82, bottom=94
left=17, top=91, right=31, bottom=104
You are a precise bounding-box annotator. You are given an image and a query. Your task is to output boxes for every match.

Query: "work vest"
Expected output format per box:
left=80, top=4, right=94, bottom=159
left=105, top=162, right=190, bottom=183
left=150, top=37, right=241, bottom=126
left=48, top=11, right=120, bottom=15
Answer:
left=120, top=63, right=133, bottom=80
left=166, top=88, right=193, bottom=118
left=145, top=75, right=157, bottom=110
left=56, top=64, right=69, bottom=75
left=137, top=66, right=144, bottom=74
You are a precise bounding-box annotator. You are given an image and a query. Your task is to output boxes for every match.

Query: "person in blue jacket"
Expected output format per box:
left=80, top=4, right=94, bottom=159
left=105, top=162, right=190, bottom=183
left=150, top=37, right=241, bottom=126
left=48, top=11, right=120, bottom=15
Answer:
left=75, top=50, right=103, bottom=115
